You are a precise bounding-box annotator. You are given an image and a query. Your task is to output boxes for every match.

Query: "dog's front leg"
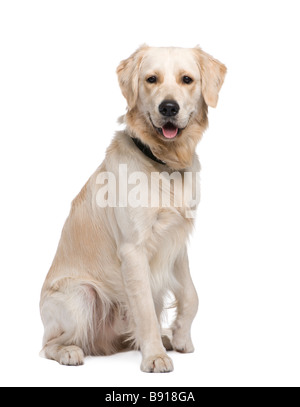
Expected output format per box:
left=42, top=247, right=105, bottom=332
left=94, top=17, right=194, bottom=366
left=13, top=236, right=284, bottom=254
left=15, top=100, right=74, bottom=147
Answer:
left=120, top=243, right=173, bottom=373
left=172, top=246, right=199, bottom=353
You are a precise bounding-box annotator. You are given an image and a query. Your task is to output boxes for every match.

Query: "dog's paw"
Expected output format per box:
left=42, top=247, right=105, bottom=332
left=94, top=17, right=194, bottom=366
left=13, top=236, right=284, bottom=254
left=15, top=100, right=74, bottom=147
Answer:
left=141, top=353, right=174, bottom=373
left=57, top=346, right=85, bottom=366
left=172, top=334, right=195, bottom=353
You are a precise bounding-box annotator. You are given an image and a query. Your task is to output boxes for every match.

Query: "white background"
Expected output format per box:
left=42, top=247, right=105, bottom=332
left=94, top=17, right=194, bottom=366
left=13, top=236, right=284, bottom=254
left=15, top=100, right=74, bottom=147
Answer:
left=0, top=0, right=299, bottom=387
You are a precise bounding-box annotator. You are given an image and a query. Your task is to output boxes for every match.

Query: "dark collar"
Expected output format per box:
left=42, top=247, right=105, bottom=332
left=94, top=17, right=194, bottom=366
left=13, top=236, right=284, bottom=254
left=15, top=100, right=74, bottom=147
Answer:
left=132, top=137, right=166, bottom=165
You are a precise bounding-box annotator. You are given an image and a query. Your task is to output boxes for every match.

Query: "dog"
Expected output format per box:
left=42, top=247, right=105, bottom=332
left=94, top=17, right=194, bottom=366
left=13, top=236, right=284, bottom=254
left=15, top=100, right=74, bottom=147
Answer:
left=40, top=45, right=226, bottom=372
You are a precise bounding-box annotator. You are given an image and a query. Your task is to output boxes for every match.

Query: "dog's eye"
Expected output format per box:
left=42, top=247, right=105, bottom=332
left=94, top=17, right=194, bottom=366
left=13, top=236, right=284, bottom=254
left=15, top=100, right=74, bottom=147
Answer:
left=183, top=76, right=193, bottom=84
left=147, top=76, right=157, bottom=84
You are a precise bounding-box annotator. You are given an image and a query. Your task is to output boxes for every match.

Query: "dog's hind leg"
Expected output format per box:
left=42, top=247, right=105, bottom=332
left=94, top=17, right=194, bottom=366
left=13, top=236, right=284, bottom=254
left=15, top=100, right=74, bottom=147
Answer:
left=41, top=335, right=85, bottom=366
left=40, top=278, right=111, bottom=366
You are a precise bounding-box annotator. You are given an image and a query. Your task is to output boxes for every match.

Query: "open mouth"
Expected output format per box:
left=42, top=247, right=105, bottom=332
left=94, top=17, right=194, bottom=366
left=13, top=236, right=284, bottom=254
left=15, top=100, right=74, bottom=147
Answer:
left=160, top=122, right=179, bottom=139
left=149, top=116, right=182, bottom=140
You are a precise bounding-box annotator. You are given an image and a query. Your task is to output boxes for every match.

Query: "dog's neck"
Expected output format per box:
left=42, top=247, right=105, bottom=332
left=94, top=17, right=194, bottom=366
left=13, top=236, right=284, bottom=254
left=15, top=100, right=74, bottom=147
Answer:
left=131, top=137, right=166, bottom=166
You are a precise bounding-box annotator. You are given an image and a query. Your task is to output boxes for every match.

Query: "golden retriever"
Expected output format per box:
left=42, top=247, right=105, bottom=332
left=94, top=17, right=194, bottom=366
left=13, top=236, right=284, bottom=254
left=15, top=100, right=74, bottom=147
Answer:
left=40, top=45, right=226, bottom=372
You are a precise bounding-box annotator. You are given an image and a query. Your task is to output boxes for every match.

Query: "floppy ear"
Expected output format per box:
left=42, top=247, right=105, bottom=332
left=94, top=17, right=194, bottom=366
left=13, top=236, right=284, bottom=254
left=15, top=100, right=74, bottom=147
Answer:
left=116, top=44, right=149, bottom=110
left=193, top=46, right=227, bottom=108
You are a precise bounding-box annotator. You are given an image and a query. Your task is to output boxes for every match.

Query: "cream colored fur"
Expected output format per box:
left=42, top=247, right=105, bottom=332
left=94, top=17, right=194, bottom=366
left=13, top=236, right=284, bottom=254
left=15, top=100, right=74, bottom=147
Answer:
left=40, top=45, right=226, bottom=372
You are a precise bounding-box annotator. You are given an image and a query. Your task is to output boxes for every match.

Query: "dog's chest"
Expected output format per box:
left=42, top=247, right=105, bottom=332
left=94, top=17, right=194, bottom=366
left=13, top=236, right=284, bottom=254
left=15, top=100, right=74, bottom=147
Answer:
left=143, top=169, right=198, bottom=262
left=139, top=206, right=193, bottom=294
left=146, top=207, right=193, bottom=266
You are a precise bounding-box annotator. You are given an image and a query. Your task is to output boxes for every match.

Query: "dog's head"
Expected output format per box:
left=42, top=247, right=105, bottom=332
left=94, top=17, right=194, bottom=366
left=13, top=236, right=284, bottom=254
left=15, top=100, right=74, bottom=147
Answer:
left=117, top=45, right=226, bottom=169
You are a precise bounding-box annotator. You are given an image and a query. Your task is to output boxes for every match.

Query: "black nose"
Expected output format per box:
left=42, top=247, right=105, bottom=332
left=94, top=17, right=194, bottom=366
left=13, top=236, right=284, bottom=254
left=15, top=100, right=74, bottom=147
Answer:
left=158, top=100, right=180, bottom=117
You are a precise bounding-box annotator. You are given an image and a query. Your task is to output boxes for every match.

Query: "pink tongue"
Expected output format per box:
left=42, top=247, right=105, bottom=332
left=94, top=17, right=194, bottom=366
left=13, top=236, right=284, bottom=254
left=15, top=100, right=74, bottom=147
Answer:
left=162, top=125, right=178, bottom=139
